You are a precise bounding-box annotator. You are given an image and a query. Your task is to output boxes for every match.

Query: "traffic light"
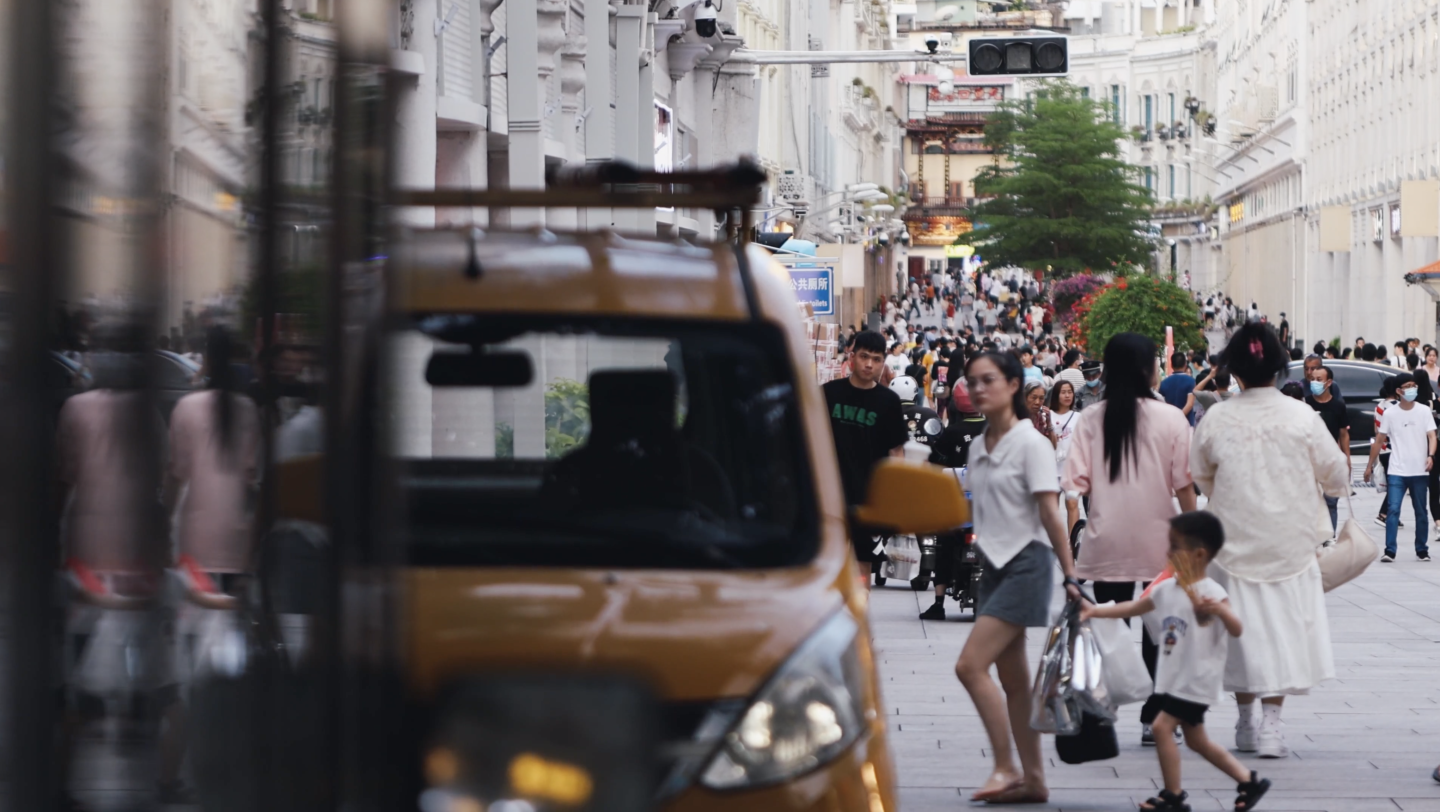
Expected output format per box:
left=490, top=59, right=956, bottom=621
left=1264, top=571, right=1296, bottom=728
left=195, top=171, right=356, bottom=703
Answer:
left=968, top=37, right=1068, bottom=76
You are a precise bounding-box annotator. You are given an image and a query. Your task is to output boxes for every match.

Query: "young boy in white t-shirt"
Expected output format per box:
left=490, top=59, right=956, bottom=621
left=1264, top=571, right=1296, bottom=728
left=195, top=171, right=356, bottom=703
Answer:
left=1082, top=512, right=1272, bottom=812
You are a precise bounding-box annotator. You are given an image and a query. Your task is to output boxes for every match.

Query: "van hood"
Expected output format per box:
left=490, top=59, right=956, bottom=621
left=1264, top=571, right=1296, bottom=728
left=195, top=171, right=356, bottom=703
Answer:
left=405, top=567, right=845, bottom=701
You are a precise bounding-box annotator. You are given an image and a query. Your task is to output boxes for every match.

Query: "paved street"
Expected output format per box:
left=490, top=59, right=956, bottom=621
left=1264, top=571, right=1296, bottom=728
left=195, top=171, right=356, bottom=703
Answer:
left=875, top=475, right=1440, bottom=812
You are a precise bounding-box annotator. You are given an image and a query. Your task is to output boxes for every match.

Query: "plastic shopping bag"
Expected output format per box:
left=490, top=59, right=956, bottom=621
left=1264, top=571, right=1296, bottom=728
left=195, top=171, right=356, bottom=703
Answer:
left=1029, top=607, right=1078, bottom=735
left=1068, top=619, right=1116, bottom=720
left=881, top=535, right=922, bottom=581
left=1087, top=608, right=1153, bottom=706
left=1030, top=599, right=1116, bottom=735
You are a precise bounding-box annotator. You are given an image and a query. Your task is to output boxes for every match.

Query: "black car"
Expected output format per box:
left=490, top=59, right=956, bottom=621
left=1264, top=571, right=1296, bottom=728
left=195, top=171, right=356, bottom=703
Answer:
left=1286, top=359, right=1398, bottom=454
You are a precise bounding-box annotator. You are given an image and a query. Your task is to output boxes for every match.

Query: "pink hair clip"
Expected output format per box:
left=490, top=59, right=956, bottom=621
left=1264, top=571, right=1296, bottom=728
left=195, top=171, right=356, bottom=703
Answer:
left=1249, top=338, right=1263, bottom=356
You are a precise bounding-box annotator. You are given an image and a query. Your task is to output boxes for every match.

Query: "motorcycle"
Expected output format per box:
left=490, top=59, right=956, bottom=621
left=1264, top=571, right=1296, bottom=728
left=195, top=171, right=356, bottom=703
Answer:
left=939, top=526, right=983, bottom=620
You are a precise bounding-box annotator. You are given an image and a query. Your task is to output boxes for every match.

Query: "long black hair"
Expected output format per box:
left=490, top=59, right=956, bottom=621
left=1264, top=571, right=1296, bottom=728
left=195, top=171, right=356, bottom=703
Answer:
left=1100, top=332, right=1158, bottom=483
left=964, top=350, right=1029, bottom=421
left=1414, top=371, right=1434, bottom=406
left=205, top=326, right=238, bottom=460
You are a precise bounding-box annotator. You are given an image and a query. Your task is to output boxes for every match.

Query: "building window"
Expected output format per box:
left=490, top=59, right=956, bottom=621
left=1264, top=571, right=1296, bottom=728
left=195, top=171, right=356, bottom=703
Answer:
left=1144, top=95, right=1153, bottom=131
left=1081, top=86, right=1090, bottom=98
left=1111, top=84, right=1121, bottom=124
left=1168, top=165, right=1175, bottom=199
left=1168, top=92, right=1175, bottom=124
left=1144, top=167, right=1154, bottom=192
left=949, top=181, right=964, bottom=202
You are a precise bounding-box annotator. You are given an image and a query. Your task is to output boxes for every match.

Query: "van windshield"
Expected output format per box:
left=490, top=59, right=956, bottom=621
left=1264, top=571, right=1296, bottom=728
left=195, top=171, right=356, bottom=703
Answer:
left=389, top=316, right=818, bottom=569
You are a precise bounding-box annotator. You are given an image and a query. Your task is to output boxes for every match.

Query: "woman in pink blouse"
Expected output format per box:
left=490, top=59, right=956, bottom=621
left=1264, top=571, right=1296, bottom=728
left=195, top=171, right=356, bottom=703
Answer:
left=1061, top=332, right=1197, bottom=744
left=164, top=327, right=260, bottom=587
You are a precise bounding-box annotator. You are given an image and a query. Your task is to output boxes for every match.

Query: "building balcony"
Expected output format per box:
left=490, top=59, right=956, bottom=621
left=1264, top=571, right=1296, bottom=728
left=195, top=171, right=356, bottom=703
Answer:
left=903, top=198, right=975, bottom=217
left=912, top=141, right=993, bottom=155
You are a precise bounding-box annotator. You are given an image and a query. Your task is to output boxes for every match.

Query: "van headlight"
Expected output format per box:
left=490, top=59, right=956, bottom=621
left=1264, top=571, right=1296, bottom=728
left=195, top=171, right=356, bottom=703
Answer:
left=699, top=611, right=867, bottom=790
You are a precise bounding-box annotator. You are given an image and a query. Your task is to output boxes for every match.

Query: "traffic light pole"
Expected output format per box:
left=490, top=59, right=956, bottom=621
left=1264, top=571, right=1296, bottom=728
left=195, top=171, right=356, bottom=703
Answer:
left=732, top=36, right=1068, bottom=75
left=730, top=49, right=969, bottom=65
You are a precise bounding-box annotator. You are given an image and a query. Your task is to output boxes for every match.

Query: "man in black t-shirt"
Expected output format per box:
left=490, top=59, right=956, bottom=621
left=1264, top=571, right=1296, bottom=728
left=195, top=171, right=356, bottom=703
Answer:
left=825, top=330, right=908, bottom=562
left=1306, top=365, right=1348, bottom=532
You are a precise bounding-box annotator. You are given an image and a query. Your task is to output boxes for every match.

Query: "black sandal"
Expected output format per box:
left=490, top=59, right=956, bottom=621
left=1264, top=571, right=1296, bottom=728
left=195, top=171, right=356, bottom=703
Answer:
left=1139, top=789, right=1190, bottom=812
left=1234, top=771, right=1271, bottom=812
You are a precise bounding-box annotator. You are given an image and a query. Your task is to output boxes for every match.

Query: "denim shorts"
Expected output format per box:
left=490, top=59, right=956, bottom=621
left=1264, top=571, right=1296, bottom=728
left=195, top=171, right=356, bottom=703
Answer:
left=977, top=541, right=1054, bottom=627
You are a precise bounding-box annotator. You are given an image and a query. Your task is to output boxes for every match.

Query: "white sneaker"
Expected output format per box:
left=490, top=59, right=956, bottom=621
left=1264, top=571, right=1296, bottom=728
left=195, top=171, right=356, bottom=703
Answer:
left=1235, top=717, right=1258, bottom=752
left=1257, top=717, right=1289, bottom=758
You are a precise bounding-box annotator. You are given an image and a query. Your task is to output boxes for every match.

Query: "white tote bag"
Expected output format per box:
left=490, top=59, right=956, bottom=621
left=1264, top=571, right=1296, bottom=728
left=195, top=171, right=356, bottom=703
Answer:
left=1087, top=606, right=1153, bottom=707
left=1318, top=494, right=1382, bottom=592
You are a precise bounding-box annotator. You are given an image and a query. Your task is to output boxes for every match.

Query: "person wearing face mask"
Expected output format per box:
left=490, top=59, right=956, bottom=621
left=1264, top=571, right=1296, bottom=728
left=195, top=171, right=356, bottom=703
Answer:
left=1304, top=366, right=1348, bottom=532
left=1077, top=360, right=1105, bottom=409
left=1365, top=373, right=1437, bottom=562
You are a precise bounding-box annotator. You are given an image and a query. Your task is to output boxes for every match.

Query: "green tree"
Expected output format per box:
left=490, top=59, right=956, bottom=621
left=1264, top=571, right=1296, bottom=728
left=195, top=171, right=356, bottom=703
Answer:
left=544, top=379, right=590, bottom=459
left=970, top=82, right=1157, bottom=277
left=1082, top=275, right=1204, bottom=356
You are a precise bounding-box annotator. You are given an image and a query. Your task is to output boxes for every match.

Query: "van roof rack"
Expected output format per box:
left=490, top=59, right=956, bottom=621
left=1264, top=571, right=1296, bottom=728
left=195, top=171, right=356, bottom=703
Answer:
left=391, top=159, right=767, bottom=236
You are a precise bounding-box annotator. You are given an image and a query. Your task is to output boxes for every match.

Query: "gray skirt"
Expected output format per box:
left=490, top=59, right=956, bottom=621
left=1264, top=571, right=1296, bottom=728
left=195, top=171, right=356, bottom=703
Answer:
left=977, top=541, right=1054, bottom=627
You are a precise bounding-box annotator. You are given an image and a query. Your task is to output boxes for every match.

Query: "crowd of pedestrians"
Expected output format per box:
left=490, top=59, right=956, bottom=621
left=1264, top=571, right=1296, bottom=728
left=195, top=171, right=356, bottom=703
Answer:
left=818, top=264, right=1440, bottom=810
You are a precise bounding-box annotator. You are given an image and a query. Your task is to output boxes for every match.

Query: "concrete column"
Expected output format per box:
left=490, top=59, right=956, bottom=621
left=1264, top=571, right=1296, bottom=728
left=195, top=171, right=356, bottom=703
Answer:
left=581, top=0, right=616, bottom=230
left=537, top=0, right=569, bottom=141
left=614, top=6, right=646, bottom=233
left=634, top=14, right=657, bottom=235
left=548, top=35, right=589, bottom=230
left=507, top=0, right=545, bottom=227
left=432, top=386, right=497, bottom=457
left=559, top=37, right=588, bottom=162
left=690, top=65, right=717, bottom=239
left=394, top=0, right=439, bottom=228
left=435, top=130, right=489, bottom=226
left=692, top=34, right=741, bottom=241
left=387, top=332, right=434, bottom=457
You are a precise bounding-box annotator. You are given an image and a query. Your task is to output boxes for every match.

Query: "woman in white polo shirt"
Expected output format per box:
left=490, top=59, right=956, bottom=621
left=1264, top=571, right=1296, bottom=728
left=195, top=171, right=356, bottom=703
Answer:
left=956, top=351, right=1081, bottom=804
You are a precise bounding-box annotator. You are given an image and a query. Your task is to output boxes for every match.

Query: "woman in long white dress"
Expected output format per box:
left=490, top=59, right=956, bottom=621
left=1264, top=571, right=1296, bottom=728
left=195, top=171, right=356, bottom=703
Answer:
left=1190, top=322, right=1350, bottom=758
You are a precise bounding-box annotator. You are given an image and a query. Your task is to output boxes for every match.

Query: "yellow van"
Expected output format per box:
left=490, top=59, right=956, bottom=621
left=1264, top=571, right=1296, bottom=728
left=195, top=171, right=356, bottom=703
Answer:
left=375, top=221, right=967, bottom=811
left=275, top=166, right=968, bottom=810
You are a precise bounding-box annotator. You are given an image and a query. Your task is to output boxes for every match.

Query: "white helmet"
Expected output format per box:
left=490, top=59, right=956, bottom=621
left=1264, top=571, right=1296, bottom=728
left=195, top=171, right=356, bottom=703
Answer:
left=889, top=375, right=919, bottom=404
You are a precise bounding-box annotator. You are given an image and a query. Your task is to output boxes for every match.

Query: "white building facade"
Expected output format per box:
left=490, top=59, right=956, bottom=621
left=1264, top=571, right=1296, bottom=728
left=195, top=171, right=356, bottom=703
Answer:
left=1303, top=0, right=1440, bottom=348
left=1059, top=6, right=1220, bottom=290
left=1206, top=0, right=1440, bottom=348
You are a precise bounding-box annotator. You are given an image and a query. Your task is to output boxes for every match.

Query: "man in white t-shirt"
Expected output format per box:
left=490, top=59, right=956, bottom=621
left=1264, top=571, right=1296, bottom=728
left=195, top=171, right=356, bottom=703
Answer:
left=1083, top=512, right=1269, bottom=811
left=1365, top=373, right=1437, bottom=561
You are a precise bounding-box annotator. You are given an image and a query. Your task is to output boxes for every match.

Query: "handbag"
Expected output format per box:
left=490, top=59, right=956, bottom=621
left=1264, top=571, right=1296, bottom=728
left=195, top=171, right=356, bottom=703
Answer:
left=1055, top=708, right=1120, bottom=764
left=1318, top=494, right=1381, bottom=592
left=1087, top=609, right=1153, bottom=706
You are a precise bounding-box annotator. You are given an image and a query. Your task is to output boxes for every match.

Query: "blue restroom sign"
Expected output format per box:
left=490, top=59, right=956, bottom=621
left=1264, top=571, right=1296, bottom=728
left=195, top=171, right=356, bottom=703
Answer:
left=788, top=267, right=834, bottom=316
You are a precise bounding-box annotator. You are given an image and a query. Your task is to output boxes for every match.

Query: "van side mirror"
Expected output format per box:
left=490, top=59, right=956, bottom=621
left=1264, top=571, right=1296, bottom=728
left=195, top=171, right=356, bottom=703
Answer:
left=852, top=459, right=969, bottom=534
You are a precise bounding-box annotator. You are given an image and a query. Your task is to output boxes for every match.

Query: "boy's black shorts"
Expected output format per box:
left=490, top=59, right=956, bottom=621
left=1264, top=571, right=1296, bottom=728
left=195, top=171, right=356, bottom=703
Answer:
left=1144, top=693, right=1208, bottom=727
